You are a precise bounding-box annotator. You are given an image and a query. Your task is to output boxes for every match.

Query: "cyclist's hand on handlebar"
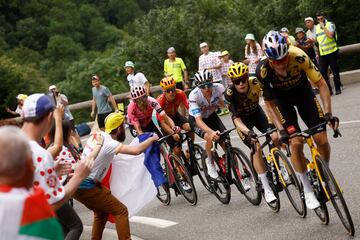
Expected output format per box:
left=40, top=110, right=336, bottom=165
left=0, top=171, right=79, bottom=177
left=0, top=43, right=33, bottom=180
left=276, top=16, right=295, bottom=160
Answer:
left=325, top=113, right=339, bottom=131
left=172, top=134, right=181, bottom=142
left=172, top=126, right=181, bottom=133
left=246, top=130, right=258, bottom=144
left=210, top=130, right=220, bottom=142
left=279, top=129, right=289, bottom=146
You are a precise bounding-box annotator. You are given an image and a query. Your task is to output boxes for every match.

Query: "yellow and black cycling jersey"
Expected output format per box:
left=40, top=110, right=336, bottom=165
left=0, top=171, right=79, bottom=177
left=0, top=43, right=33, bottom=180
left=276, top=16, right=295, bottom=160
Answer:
left=224, top=77, right=262, bottom=117
left=256, top=46, right=322, bottom=101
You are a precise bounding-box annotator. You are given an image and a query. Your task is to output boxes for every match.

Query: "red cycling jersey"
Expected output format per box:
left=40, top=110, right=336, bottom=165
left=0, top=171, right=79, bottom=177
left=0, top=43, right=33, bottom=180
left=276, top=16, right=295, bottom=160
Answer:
left=156, top=89, right=189, bottom=117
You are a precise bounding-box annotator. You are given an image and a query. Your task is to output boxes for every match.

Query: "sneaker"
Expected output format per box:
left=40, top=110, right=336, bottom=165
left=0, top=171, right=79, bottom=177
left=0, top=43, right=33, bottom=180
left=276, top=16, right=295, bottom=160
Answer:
left=305, top=192, right=321, bottom=210
left=341, top=85, right=345, bottom=91
left=242, top=179, right=251, bottom=192
left=206, top=158, right=219, bottom=179
left=264, top=189, right=277, bottom=203
left=335, top=90, right=342, bottom=95
left=180, top=181, right=192, bottom=193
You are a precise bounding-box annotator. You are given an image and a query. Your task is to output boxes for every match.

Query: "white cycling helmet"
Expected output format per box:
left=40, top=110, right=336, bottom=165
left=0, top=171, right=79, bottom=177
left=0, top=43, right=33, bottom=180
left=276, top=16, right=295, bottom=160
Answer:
left=263, top=30, right=288, bottom=60
left=130, top=86, right=146, bottom=99
left=194, top=69, right=213, bottom=86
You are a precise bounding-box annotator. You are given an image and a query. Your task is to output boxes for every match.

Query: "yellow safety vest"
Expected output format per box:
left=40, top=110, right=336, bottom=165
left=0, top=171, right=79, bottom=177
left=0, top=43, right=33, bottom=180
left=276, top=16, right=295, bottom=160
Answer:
left=316, top=21, right=338, bottom=56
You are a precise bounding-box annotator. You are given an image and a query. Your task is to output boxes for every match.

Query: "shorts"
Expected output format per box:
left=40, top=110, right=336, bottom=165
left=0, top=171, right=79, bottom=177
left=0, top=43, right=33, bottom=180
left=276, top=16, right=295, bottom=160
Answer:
left=189, top=112, right=226, bottom=139
left=97, top=111, right=112, bottom=129
left=171, top=112, right=189, bottom=127
left=275, top=85, right=325, bottom=135
left=236, top=108, right=275, bottom=148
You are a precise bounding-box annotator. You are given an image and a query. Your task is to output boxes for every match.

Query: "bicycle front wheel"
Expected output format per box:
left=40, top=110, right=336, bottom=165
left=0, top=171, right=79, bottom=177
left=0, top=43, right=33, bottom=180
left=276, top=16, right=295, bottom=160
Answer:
left=274, top=149, right=306, bottom=217
left=192, top=144, right=213, bottom=193
left=317, top=157, right=355, bottom=236
left=156, top=144, right=171, bottom=205
left=231, top=148, right=261, bottom=206
left=201, top=151, right=231, bottom=204
left=170, top=154, right=198, bottom=206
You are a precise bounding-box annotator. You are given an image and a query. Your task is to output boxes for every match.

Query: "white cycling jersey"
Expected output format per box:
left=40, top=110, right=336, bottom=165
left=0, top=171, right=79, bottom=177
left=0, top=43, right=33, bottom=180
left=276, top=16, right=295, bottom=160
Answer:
left=189, top=83, right=225, bottom=118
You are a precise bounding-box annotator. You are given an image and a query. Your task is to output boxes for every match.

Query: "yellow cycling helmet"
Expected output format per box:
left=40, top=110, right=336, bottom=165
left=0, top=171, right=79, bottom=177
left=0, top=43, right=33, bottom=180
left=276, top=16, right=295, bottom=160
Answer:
left=160, top=76, right=176, bottom=90
left=105, top=112, right=125, bottom=134
left=227, top=62, right=249, bottom=79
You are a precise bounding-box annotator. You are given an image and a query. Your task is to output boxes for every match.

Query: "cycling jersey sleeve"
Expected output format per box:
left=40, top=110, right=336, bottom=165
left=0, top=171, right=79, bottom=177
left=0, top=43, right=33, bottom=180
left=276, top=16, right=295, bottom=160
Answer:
left=256, top=60, right=274, bottom=101
left=179, top=90, right=189, bottom=109
left=126, top=102, right=139, bottom=125
left=298, top=53, right=322, bottom=84
left=148, top=97, right=165, bottom=116
left=189, top=90, right=202, bottom=118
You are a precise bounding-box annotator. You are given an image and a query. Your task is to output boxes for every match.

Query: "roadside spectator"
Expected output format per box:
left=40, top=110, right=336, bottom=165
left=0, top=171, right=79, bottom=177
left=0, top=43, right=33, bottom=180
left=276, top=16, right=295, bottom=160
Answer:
left=295, top=27, right=319, bottom=94
left=21, top=93, right=97, bottom=209
left=198, top=42, right=222, bottom=82
left=90, top=75, right=119, bottom=130
left=280, top=27, right=297, bottom=46
left=74, top=112, right=159, bottom=240
left=5, top=94, right=27, bottom=117
left=124, top=61, right=151, bottom=96
left=219, top=50, right=234, bottom=87
left=315, top=11, right=343, bottom=95
left=304, top=17, right=319, bottom=63
left=48, top=85, right=82, bottom=149
left=243, top=33, right=263, bottom=76
left=164, top=47, right=189, bottom=90
left=0, top=126, right=63, bottom=239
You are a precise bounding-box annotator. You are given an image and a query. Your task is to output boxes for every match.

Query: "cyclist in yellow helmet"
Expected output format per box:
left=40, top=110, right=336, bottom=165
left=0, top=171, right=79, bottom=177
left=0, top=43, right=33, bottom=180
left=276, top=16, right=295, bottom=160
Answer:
left=225, top=62, right=279, bottom=203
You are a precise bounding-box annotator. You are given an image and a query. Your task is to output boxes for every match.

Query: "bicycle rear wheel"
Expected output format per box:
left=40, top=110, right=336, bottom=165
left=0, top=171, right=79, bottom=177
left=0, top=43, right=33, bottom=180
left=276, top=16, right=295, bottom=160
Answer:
left=201, top=151, right=231, bottom=204
left=169, top=154, right=198, bottom=205
left=192, top=144, right=213, bottom=193
left=316, top=157, right=355, bottom=236
left=156, top=144, right=171, bottom=205
left=231, top=148, right=261, bottom=205
left=274, top=149, right=306, bottom=217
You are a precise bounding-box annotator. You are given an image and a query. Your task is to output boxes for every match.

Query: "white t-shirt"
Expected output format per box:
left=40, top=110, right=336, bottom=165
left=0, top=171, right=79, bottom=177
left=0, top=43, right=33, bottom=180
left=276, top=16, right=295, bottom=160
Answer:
left=189, top=83, right=225, bottom=118
left=29, top=140, right=65, bottom=205
left=81, top=132, right=120, bottom=182
left=127, top=72, right=149, bottom=88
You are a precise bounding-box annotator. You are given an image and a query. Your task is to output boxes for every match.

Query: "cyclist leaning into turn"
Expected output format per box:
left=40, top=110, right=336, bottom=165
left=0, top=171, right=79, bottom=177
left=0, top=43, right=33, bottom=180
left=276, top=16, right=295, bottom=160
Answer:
left=256, top=30, right=339, bottom=210
left=188, top=70, right=228, bottom=180
left=225, top=62, right=278, bottom=203
left=157, top=76, right=194, bottom=155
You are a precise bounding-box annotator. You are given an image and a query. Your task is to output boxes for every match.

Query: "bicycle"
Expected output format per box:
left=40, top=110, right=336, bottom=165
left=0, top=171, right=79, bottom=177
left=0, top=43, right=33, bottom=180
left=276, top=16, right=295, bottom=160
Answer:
left=177, top=131, right=213, bottom=193
left=290, top=122, right=354, bottom=236
left=250, top=128, right=306, bottom=217
left=201, top=128, right=261, bottom=205
left=156, top=132, right=198, bottom=206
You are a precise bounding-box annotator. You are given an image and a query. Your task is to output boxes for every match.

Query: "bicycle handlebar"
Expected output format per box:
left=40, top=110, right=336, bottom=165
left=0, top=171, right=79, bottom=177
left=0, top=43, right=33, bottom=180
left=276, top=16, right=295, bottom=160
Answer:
left=157, top=129, right=187, bottom=144
left=294, top=121, right=342, bottom=139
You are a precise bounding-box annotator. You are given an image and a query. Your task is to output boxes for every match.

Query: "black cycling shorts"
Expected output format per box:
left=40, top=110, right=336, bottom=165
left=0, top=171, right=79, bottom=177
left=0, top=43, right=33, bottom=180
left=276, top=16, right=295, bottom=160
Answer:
left=171, top=112, right=189, bottom=128
left=235, top=108, right=275, bottom=148
left=275, top=85, right=326, bottom=135
left=189, top=112, right=226, bottom=139
left=128, top=121, right=163, bottom=138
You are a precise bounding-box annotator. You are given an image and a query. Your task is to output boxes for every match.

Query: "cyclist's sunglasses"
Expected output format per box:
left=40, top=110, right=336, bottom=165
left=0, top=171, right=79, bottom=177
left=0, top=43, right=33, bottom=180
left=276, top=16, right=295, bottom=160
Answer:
left=199, top=82, right=213, bottom=89
left=165, top=87, right=176, bottom=93
left=269, top=55, right=289, bottom=65
left=232, top=75, right=249, bottom=85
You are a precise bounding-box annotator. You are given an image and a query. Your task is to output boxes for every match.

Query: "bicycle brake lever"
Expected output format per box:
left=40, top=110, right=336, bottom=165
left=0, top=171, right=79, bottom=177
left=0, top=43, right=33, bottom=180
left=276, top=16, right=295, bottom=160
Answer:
left=333, top=129, right=342, bottom=138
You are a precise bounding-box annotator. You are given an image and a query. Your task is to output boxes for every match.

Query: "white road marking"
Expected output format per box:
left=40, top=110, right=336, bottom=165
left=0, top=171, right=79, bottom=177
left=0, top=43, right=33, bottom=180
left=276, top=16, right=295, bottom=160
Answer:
left=130, top=216, right=178, bottom=228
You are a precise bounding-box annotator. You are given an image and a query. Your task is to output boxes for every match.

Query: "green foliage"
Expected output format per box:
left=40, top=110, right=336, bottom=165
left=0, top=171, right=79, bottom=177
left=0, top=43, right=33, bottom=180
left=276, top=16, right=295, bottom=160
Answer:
left=1, top=0, right=360, bottom=122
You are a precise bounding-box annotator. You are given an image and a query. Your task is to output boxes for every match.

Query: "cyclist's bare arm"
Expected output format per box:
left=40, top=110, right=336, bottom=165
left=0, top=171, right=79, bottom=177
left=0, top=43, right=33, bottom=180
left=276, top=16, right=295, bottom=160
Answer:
left=264, top=100, right=285, bottom=131
left=134, top=122, right=144, bottom=135
left=163, top=114, right=176, bottom=129
left=233, top=117, right=251, bottom=134
left=315, top=78, right=332, bottom=114
left=179, top=102, right=187, bottom=116
left=116, top=134, right=158, bottom=155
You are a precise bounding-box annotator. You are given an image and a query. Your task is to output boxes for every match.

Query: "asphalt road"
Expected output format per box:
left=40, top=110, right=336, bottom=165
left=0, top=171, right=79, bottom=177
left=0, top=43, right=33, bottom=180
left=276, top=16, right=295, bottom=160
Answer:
left=76, top=82, right=360, bottom=240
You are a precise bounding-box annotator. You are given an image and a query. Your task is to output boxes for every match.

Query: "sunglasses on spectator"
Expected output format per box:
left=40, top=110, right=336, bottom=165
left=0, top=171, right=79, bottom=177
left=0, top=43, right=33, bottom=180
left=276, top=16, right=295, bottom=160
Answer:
left=165, top=87, right=176, bottom=93
left=233, top=76, right=248, bottom=85
left=199, top=82, right=213, bottom=89
left=269, top=55, right=289, bottom=65
left=317, top=17, right=324, bottom=21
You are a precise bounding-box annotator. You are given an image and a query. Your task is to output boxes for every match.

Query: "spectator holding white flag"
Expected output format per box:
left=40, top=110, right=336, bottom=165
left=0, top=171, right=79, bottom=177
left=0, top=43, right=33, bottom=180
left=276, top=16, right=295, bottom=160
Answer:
left=74, top=112, right=159, bottom=240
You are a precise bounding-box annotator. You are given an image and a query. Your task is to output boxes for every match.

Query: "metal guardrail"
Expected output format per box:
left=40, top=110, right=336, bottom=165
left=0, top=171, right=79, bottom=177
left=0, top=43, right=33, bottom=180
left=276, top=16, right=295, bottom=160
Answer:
left=2, top=43, right=360, bottom=125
